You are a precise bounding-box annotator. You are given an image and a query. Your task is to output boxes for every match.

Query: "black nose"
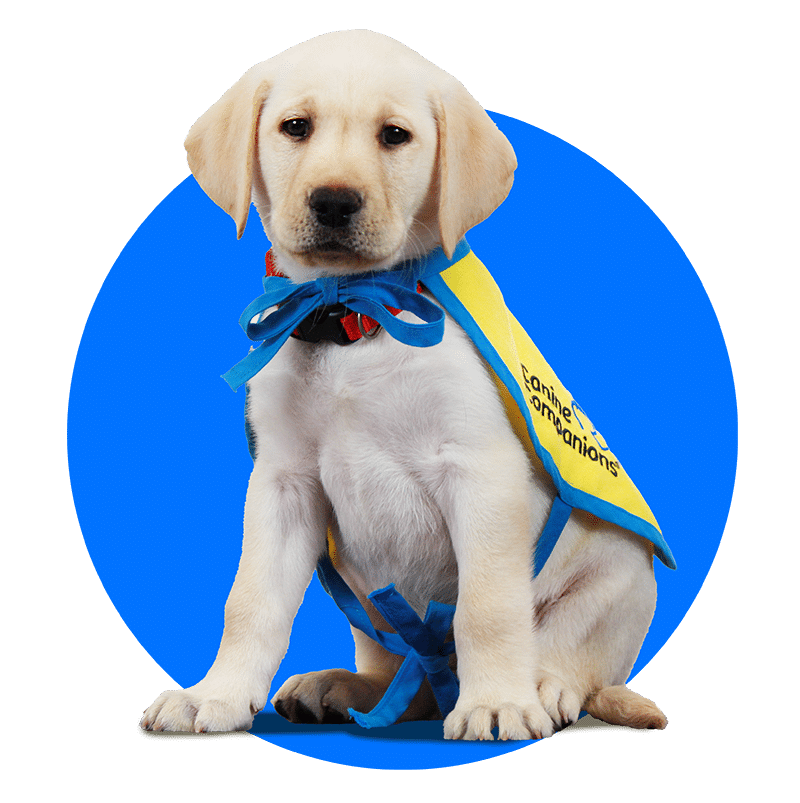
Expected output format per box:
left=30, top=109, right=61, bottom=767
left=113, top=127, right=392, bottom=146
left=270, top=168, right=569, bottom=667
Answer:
left=309, top=187, right=363, bottom=228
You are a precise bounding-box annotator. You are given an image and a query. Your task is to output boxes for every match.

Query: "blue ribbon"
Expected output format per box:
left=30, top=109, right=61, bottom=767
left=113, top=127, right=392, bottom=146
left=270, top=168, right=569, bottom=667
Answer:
left=222, top=241, right=472, bottom=391
left=316, top=556, right=458, bottom=728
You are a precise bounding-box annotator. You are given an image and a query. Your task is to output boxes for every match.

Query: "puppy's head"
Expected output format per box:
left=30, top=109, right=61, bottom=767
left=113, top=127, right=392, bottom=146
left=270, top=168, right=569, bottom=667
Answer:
left=186, top=30, right=516, bottom=277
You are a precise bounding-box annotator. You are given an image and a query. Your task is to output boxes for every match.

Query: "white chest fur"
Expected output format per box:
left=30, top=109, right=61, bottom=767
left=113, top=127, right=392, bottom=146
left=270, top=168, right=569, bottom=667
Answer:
left=245, top=311, right=552, bottom=614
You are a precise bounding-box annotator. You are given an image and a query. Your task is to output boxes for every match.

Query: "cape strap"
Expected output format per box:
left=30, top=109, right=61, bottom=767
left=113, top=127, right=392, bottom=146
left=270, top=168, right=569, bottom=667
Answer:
left=314, top=493, right=570, bottom=729
left=222, top=242, right=472, bottom=391
left=316, top=556, right=458, bottom=727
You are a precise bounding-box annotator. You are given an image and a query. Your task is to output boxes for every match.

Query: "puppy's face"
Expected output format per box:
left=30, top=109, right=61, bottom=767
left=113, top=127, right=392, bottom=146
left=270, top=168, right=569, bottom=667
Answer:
left=185, top=31, right=517, bottom=275
left=253, top=58, right=440, bottom=276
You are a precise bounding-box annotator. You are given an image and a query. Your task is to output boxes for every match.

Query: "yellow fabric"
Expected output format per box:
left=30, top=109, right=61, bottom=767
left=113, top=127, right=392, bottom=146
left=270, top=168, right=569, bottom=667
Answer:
left=437, top=251, right=663, bottom=539
left=326, top=529, right=338, bottom=567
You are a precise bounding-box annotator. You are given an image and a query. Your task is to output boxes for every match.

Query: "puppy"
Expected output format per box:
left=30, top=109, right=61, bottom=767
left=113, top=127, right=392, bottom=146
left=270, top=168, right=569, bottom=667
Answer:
left=141, top=29, right=668, bottom=740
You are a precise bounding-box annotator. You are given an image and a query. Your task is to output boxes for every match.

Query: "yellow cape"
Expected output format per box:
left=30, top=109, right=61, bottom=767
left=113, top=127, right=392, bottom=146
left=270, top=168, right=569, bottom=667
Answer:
left=421, top=248, right=675, bottom=570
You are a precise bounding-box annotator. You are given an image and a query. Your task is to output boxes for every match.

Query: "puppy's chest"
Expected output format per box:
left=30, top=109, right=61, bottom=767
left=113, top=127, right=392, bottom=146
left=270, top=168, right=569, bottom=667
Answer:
left=317, top=342, right=457, bottom=514
left=306, top=328, right=492, bottom=602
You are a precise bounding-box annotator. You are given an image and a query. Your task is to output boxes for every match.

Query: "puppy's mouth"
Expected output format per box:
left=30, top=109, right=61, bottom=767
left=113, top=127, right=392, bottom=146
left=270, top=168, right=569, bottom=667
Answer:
left=278, top=216, right=403, bottom=273
left=314, top=240, right=353, bottom=254
left=293, top=233, right=379, bottom=269
left=302, top=250, right=374, bottom=271
left=303, top=239, right=362, bottom=263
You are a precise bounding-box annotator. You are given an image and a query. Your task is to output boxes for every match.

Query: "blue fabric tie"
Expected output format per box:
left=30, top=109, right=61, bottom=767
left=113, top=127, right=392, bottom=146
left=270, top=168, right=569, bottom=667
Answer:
left=316, top=556, right=458, bottom=728
left=222, top=241, right=472, bottom=391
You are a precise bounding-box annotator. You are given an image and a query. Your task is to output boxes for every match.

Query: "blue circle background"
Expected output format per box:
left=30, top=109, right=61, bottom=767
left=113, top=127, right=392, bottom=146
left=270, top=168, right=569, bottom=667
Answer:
left=68, top=113, right=736, bottom=769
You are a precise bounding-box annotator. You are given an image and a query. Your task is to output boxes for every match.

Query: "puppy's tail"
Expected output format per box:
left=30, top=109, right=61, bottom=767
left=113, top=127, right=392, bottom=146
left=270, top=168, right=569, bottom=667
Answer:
left=584, top=685, right=667, bottom=729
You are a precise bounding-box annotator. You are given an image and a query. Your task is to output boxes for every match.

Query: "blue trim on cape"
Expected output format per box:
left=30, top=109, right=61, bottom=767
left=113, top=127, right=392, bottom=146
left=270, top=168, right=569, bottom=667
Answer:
left=534, top=496, right=572, bottom=576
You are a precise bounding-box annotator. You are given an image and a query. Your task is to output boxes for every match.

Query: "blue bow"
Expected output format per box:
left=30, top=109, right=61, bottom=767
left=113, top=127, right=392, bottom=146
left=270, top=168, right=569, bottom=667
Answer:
left=316, top=556, right=459, bottom=728
left=222, top=242, right=472, bottom=391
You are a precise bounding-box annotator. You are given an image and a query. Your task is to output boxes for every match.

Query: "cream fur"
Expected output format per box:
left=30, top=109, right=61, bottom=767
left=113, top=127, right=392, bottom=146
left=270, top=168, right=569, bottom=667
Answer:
left=141, top=30, right=666, bottom=739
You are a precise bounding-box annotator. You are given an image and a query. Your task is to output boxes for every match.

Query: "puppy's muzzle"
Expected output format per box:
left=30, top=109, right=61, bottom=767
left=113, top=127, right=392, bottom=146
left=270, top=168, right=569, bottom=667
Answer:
left=309, top=186, right=363, bottom=229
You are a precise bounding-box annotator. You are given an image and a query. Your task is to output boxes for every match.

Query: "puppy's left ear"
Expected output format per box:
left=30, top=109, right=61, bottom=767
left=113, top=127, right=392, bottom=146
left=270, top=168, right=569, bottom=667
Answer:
left=185, top=63, right=273, bottom=238
left=431, top=82, right=517, bottom=258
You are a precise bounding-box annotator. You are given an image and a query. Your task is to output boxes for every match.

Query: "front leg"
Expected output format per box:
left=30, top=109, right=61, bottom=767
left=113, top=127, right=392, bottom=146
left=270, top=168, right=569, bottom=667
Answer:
left=437, top=444, right=555, bottom=741
left=141, top=465, right=328, bottom=733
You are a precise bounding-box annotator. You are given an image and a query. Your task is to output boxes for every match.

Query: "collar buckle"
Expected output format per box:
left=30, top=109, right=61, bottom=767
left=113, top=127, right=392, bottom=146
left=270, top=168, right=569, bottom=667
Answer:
left=290, top=303, right=356, bottom=346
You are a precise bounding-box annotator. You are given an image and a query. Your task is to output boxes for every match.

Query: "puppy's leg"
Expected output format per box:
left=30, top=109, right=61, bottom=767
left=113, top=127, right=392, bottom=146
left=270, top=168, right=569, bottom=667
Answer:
left=436, top=444, right=555, bottom=741
left=141, top=466, right=328, bottom=733
left=272, top=626, right=439, bottom=723
left=532, top=511, right=666, bottom=730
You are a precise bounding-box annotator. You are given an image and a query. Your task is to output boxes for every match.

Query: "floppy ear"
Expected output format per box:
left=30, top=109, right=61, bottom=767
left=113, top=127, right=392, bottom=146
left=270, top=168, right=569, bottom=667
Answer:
left=185, top=63, right=273, bottom=238
left=432, top=83, right=517, bottom=258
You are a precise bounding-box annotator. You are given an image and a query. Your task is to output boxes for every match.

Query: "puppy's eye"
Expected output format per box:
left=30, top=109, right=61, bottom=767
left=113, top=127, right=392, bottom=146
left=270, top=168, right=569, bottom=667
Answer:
left=381, top=125, right=410, bottom=146
left=281, top=118, right=310, bottom=139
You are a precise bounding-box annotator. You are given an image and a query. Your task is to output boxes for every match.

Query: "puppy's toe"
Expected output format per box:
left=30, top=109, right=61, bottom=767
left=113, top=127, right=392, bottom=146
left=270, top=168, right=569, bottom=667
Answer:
left=141, top=690, right=198, bottom=732
left=273, top=694, right=319, bottom=724
left=496, top=705, right=531, bottom=740
left=536, top=671, right=582, bottom=729
left=464, top=706, right=495, bottom=740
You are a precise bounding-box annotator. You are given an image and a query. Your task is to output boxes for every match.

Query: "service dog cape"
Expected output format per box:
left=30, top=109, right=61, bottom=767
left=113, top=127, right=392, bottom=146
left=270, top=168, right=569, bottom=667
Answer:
left=425, top=244, right=675, bottom=572
left=225, top=239, right=675, bottom=728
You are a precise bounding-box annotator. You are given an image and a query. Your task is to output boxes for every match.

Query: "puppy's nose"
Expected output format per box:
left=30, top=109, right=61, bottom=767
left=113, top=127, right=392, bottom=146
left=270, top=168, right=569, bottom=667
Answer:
left=309, top=187, right=363, bottom=228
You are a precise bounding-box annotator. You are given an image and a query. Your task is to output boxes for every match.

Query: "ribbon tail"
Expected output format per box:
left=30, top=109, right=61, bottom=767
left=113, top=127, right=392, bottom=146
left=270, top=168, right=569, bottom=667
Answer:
left=367, top=586, right=460, bottom=720
left=426, top=667, right=459, bottom=719
left=419, top=601, right=459, bottom=718
left=222, top=295, right=321, bottom=391
left=221, top=337, right=290, bottom=391
left=348, top=654, right=427, bottom=729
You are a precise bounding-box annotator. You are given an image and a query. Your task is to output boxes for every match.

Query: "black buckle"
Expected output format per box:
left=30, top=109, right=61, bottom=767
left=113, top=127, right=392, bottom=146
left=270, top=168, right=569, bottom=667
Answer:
left=291, top=303, right=355, bottom=345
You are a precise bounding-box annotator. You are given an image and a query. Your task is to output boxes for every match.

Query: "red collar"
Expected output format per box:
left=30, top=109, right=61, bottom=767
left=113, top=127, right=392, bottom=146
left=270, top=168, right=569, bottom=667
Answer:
left=265, top=251, right=410, bottom=343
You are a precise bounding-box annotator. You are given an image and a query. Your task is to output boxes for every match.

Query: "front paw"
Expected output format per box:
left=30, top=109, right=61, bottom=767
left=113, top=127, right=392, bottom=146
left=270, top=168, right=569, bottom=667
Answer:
left=140, top=686, right=260, bottom=733
left=443, top=699, right=555, bottom=741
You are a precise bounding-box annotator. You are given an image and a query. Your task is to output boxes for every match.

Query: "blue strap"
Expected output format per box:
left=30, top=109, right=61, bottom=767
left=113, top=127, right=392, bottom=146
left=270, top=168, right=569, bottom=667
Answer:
left=316, top=492, right=571, bottom=729
left=316, top=557, right=458, bottom=728
left=533, top=496, right=572, bottom=576
left=316, top=556, right=408, bottom=655
left=315, top=492, right=570, bottom=729
left=222, top=241, right=472, bottom=391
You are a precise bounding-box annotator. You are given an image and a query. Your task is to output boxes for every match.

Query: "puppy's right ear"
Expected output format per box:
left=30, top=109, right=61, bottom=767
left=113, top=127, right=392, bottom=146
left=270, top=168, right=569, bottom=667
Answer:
left=185, top=64, right=272, bottom=239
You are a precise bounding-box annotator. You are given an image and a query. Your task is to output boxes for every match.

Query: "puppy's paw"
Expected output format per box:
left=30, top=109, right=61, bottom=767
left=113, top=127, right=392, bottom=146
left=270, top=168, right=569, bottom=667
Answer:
left=271, top=669, right=384, bottom=724
left=443, top=699, right=555, bottom=741
left=536, top=671, right=582, bottom=730
left=140, top=686, right=259, bottom=733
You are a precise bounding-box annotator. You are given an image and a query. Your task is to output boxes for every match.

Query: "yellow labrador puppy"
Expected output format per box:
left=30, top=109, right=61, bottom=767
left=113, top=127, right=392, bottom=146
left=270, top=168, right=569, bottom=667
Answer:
left=141, top=29, right=667, bottom=740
